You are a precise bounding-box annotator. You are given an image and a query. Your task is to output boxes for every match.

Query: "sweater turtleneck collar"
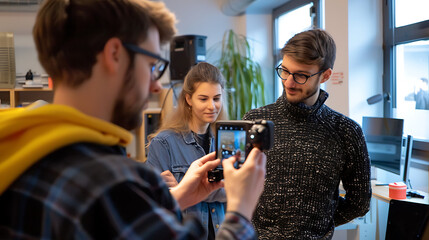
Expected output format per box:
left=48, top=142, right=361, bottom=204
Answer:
left=278, top=89, right=329, bottom=119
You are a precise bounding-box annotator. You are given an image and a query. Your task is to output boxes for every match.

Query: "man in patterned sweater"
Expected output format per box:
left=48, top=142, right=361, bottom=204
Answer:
left=243, top=29, right=372, bottom=239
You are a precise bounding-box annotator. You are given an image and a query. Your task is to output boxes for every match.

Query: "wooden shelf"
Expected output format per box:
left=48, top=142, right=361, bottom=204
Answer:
left=13, top=88, right=53, bottom=91
left=0, top=88, right=53, bottom=108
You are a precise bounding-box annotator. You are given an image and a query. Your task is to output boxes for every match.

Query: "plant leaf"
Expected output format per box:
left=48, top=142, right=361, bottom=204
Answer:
left=214, top=29, right=265, bottom=119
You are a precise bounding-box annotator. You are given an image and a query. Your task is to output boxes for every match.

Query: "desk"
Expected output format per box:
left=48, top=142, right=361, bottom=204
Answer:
left=334, top=181, right=428, bottom=240
left=371, top=181, right=428, bottom=240
left=371, top=181, right=428, bottom=204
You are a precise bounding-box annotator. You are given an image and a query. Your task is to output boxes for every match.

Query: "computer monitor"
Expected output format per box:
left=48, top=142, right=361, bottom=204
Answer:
left=362, top=117, right=412, bottom=187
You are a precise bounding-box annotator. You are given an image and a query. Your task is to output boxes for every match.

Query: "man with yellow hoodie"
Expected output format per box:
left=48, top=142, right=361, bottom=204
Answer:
left=0, top=0, right=266, bottom=239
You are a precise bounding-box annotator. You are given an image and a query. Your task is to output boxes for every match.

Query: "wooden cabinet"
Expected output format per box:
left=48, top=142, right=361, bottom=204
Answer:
left=0, top=88, right=53, bottom=108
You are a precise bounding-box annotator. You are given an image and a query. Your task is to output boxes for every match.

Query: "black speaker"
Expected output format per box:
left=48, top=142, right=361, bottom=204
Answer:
left=170, top=35, right=207, bottom=81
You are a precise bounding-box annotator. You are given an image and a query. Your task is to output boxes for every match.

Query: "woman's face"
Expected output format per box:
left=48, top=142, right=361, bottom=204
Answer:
left=186, top=82, right=223, bottom=127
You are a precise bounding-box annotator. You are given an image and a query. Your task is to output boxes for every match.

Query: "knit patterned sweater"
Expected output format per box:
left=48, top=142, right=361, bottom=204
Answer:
left=243, top=90, right=372, bottom=239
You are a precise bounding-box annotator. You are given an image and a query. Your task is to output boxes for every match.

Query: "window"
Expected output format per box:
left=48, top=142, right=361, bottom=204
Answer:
left=273, top=0, right=322, bottom=99
left=383, top=0, right=429, bottom=140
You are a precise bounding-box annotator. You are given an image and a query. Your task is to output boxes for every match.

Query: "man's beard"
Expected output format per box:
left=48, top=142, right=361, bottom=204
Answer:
left=284, top=83, right=319, bottom=105
left=111, top=67, right=147, bottom=131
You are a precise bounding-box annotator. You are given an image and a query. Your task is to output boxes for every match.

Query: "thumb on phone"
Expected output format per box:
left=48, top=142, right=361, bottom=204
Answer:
left=222, top=148, right=266, bottom=220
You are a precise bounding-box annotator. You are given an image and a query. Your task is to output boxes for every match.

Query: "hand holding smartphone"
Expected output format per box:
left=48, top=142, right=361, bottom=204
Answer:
left=208, top=119, right=274, bottom=182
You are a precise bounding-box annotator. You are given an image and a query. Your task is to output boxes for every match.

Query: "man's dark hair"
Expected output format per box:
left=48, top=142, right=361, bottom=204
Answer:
left=281, top=29, right=336, bottom=71
left=33, top=0, right=176, bottom=87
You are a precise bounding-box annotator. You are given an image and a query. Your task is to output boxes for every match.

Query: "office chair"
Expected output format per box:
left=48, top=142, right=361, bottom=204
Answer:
left=385, top=199, right=429, bottom=240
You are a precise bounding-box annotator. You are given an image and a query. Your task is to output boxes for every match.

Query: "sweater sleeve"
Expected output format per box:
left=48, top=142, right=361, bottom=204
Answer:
left=334, top=123, right=372, bottom=226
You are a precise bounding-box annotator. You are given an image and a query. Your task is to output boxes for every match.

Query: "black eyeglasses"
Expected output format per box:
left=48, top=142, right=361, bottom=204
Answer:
left=122, top=43, right=169, bottom=80
left=275, top=63, right=325, bottom=85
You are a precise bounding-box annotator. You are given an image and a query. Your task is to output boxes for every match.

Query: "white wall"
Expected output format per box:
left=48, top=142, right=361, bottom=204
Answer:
left=324, top=0, right=384, bottom=124
left=324, top=0, right=350, bottom=117
left=162, top=0, right=239, bottom=64
left=244, top=13, right=275, bottom=103
left=348, top=0, right=384, bottom=124
left=0, top=11, right=43, bottom=76
left=164, top=0, right=238, bottom=47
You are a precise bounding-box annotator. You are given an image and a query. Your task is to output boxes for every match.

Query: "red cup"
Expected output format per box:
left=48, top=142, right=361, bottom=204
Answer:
left=389, top=182, right=407, bottom=200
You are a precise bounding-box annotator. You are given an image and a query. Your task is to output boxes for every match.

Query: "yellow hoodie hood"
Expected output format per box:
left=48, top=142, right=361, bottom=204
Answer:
left=0, top=101, right=132, bottom=194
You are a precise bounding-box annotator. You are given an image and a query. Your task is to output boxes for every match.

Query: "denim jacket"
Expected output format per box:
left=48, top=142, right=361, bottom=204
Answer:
left=146, top=129, right=226, bottom=238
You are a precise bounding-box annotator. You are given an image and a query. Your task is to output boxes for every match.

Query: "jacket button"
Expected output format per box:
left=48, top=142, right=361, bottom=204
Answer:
left=212, top=208, right=215, bottom=213
left=216, top=224, right=219, bottom=229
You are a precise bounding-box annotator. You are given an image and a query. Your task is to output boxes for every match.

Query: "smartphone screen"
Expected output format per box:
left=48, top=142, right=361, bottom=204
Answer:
left=216, top=125, right=247, bottom=168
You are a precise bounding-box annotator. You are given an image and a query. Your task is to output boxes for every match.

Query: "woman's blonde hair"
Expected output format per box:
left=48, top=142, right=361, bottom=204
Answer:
left=148, top=62, right=228, bottom=143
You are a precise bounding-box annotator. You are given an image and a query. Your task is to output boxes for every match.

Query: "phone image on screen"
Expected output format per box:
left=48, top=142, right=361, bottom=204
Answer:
left=216, top=125, right=247, bottom=168
left=209, top=120, right=273, bottom=182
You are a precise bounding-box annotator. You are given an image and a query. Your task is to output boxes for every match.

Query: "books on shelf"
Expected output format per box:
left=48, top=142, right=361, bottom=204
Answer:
left=16, top=72, right=49, bottom=86
left=22, top=84, right=44, bottom=89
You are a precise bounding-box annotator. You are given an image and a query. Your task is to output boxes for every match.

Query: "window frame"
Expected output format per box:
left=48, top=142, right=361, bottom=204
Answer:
left=272, top=0, right=322, bottom=99
left=383, top=0, right=429, bottom=145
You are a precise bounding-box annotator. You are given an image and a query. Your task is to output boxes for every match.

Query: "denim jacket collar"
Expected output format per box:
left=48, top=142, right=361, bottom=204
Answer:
left=181, top=127, right=214, bottom=145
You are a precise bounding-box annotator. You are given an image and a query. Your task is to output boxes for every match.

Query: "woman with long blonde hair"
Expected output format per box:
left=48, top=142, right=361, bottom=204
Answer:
left=146, top=62, right=227, bottom=240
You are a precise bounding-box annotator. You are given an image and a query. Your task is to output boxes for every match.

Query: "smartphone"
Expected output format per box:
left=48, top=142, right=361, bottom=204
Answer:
left=216, top=123, right=248, bottom=168
left=208, top=120, right=274, bottom=182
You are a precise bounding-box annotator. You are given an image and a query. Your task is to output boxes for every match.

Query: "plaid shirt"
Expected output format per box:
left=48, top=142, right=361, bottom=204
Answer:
left=0, top=143, right=255, bottom=239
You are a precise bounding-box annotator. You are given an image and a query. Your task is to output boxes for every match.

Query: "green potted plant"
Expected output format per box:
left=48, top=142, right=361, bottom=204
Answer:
left=215, top=29, right=266, bottom=120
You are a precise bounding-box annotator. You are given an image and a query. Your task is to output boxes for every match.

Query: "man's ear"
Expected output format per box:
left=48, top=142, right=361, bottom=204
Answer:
left=102, top=38, right=124, bottom=74
left=320, top=68, right=333, bottom=84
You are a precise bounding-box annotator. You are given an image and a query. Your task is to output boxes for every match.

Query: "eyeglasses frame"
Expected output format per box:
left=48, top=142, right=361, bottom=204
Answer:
left=275, top=63, right=326, bottom=85
left=122, top=43, right=169, bottom=80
